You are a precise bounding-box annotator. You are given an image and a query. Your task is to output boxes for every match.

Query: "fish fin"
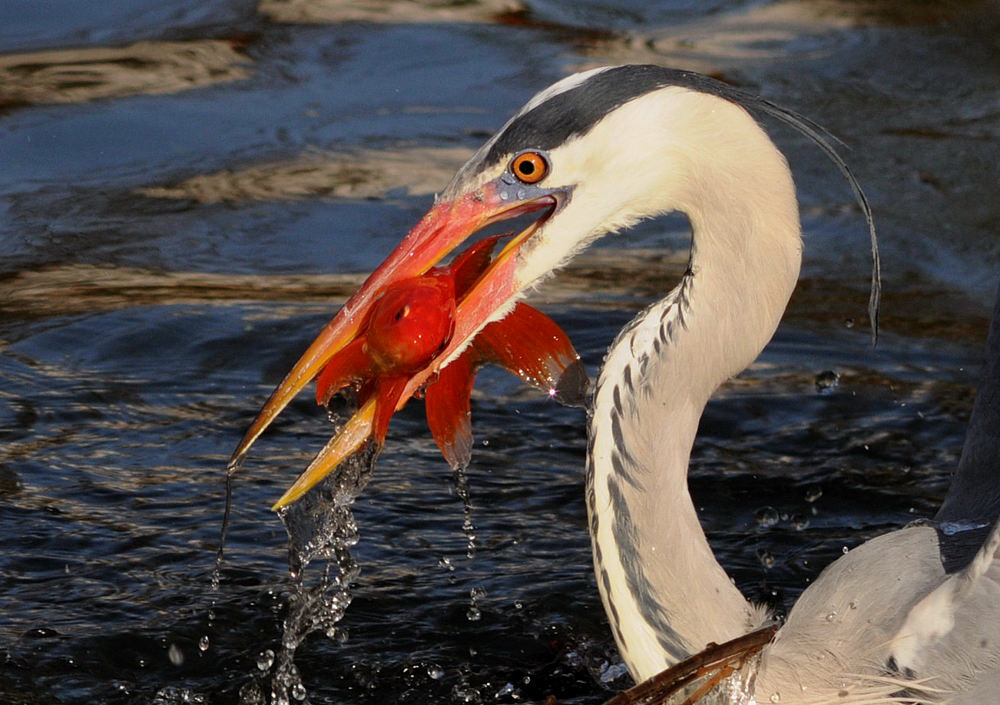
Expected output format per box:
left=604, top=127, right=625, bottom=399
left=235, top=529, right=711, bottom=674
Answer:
left=425, top=351, right=476, bottom=468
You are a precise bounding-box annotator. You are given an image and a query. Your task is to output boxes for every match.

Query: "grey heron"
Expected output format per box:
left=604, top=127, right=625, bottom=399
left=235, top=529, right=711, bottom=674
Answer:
left=232, top=65, right=1000, bottom=703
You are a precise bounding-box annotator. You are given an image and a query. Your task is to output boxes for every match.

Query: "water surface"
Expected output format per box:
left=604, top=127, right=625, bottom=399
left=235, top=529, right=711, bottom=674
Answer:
left=1, top=2, right=998, bottom=703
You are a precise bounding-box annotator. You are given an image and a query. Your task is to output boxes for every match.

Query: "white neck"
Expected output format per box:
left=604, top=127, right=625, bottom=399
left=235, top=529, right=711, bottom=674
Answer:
left=585, top=105, right=802, bottom=680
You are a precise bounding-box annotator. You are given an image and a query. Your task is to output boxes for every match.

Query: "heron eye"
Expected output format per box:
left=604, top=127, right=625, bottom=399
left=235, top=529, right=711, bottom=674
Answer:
left=510, top=151, right=549, bottom=184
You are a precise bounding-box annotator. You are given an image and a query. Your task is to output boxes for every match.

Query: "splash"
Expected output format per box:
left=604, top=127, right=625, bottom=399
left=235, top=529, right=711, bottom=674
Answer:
left=239, top=442, right=377, bottom=705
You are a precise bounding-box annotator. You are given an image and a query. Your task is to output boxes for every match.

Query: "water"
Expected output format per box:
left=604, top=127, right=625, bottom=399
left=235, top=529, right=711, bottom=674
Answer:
left=1, top=1, right=998, bottom=703
left=248, top=446, right=374, bottom=705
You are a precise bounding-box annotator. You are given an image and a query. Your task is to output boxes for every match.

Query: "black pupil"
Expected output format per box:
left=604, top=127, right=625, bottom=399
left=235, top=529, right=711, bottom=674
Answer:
left=518, top=160, right=535, bottom=175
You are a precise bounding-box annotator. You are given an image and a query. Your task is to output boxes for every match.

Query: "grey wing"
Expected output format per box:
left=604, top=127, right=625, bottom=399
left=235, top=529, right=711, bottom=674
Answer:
left=889, top=280, right=1000, bottom=692
left=936, top=280, right=1000, bottom=525
left=888, top=516, right=1000, bottom=692
left=758, top=281, right=1000, bottom=701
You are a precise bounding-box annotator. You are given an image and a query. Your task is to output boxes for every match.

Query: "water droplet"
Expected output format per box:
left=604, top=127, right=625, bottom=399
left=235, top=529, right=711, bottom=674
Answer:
left=451, top=685, right=481, bottom=703
left=804, top=486, right=823, bottom=503
left=789, top=514, right=810, bottom=530
left=844, top=318, right=855, bottom=328
left=466, top=606, right=482, bottom=621
left=770, top=693, right=781, bottom=703
left=814, top=370, right=839, bottom=394
left=496, top=683, right=516, bottom=698
left=291, top=683, right=307, bottom=701
left=151, top=686, right=208, bottom=705
left=755, top=547, right=775, bottom=569
left=513, top=600, right=523, bottom=610
left=842, top=545, right=850, bottom=554
left=198, top=635, right=210, bottom=652
left=826, top=611, right=837, bottom=622
left=599, top=661, right=629, bottom=683
left=257, top=649, right=275, bottom=671
left=168, top=643, right=184, bottom=666
left=438, top=556, right=455, bottom=571
left=754, top=506, right=779, bottom=527
left=428, top=664, right=445, bottom=680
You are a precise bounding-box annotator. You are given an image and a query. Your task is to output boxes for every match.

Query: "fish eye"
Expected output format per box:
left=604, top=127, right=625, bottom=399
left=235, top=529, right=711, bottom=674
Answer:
left=510, top=151, right=549, bottom=184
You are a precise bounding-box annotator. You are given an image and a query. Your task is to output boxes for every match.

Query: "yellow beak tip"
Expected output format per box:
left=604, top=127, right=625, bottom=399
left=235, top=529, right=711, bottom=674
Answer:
left=270, top=399, right=378, bottom=510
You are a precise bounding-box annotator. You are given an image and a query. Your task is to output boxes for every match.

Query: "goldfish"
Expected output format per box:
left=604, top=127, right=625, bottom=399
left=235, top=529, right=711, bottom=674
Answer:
left=271, top=235, right=586, bottom=509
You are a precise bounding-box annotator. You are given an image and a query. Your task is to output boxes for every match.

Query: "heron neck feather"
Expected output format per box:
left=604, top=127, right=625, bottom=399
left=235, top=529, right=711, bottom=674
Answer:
left=586, top=103, right=801, bottom=680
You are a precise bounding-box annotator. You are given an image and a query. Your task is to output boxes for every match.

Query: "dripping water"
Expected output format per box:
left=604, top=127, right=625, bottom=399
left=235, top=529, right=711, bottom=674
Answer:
left=192, top=459, right=241, bottom=668
left=451, top=461, right=478, bottom=560
left=450, top=459, right=489, bottom=626
left=238, top=441, right=377, bottom=705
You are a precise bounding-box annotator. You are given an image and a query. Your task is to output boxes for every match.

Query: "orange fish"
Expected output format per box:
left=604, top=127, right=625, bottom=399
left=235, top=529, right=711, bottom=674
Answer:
left=269, top=235, right=586, bottom=510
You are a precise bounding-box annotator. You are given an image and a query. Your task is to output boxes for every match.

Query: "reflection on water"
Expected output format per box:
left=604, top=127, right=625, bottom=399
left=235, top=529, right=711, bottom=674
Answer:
left=139, top=146, right=473, bottom=204
left=0, top=40, right=250, bottom=108
left=258, top=0, right=526, bottom=25
left=0, top=0, right=997, bottom=704
left=577, top=0, right=1000, bottom=74
left=578, top=1, right=861, bottom=74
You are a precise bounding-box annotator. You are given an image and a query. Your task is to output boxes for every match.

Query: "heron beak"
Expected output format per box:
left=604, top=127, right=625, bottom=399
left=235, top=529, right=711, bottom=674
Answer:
left=230, top=178, right=575, bottom=509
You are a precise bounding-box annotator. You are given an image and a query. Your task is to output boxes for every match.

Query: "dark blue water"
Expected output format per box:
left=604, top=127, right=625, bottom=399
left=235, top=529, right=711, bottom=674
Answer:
left=1, top=2, right=998, bottom=703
